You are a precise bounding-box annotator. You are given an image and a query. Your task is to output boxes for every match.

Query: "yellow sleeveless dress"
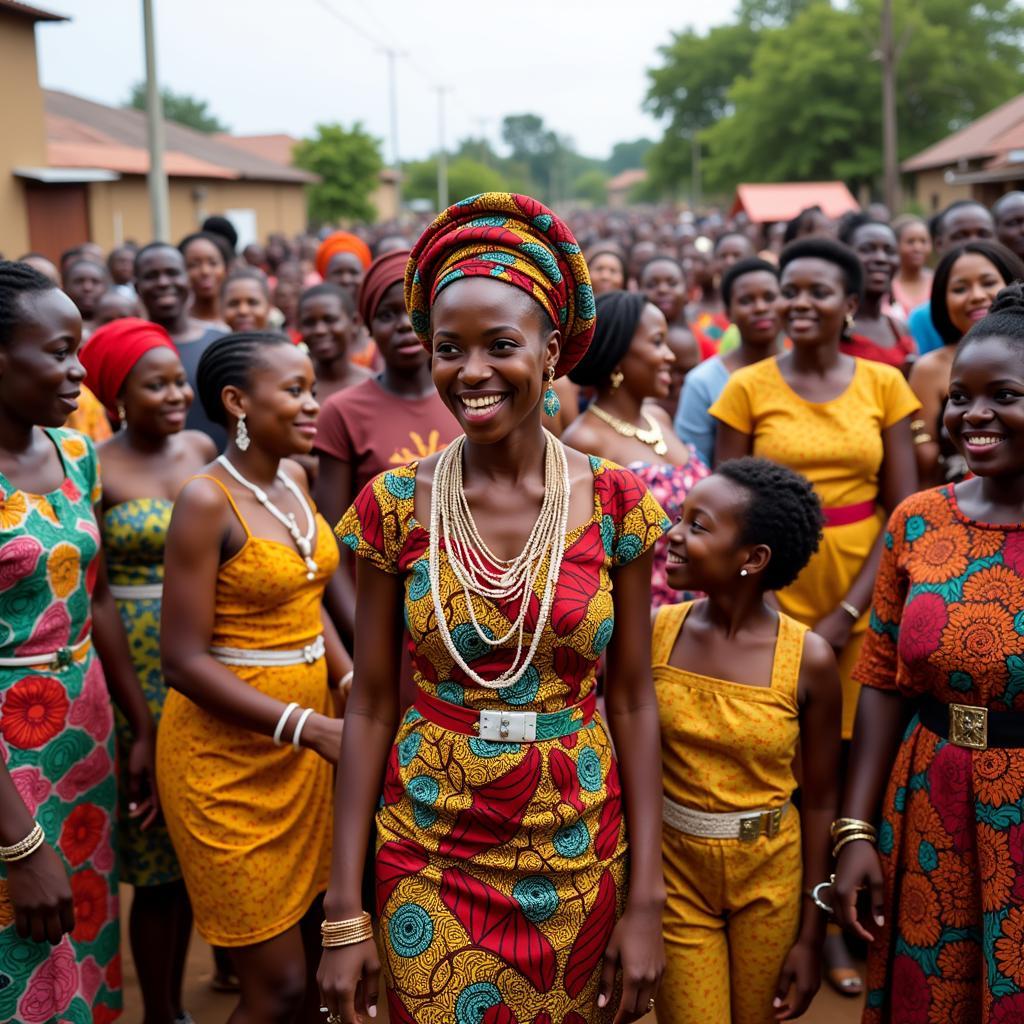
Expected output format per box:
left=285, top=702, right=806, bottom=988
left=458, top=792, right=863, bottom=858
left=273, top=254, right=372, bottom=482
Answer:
left=653, top=601, right=806, bottom=1024
left=157, top=475, right=339, bottom=946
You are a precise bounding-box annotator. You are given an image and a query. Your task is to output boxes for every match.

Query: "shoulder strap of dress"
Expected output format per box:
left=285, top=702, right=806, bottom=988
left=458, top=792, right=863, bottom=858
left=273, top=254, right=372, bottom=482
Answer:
left=191, top=473, right=252, bottom=538
left=651, top=601, right=692, bottom=664
left=770, top=611, right=809, bottom=699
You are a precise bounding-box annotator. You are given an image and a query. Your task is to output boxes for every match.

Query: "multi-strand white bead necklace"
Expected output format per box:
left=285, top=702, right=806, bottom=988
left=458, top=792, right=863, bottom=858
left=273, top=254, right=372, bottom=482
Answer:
left=429, top=430, right=570, bottom=689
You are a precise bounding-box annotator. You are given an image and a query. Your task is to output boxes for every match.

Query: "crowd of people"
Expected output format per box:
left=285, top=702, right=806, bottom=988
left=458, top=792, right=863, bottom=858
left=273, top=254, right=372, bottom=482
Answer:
left=1, top=185, right=1023, bottom=1024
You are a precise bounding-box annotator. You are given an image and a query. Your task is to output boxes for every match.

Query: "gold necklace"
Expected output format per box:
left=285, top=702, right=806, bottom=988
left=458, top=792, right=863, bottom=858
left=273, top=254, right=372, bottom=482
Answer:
left=588, top=403, right=669, bottom=456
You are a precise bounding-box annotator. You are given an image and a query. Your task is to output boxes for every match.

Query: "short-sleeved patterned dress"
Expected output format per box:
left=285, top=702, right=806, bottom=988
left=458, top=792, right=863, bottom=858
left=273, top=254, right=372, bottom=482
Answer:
left=338, top=456, right=667, bottom=1024
left=0, top=429, right=121, bottom=1024
left=854, top=486, right=1024, bottom=1023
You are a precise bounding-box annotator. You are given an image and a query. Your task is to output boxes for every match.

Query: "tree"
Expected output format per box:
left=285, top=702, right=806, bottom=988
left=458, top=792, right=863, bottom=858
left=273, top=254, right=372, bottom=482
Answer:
left=402, top=156, right=509, bottom=207
left=126, top=83, right=229, bottom=133
left=571, top=169, right=609, bottom=205
left=292, top=123, right=384, bottom=225
left=606, top=139, right=654, bottom=176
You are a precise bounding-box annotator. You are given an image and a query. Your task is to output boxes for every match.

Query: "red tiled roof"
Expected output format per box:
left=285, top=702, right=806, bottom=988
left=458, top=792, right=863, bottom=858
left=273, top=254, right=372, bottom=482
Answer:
left=214, top=133, right=299, bottom=166
left=47, top=140, right=237, bottom=178
left=730, top=182, right=858, bottom=223
left=607, top=168, right=647, bottom=191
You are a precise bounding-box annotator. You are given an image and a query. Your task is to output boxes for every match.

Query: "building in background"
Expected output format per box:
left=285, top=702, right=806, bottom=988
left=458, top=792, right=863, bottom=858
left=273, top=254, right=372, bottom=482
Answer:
left=729, top=181, right=859, bottom=224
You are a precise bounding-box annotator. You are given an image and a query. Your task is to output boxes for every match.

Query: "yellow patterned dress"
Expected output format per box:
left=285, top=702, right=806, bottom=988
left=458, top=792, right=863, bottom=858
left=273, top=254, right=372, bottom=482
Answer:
left=338, top=456, right=668, bottom=1024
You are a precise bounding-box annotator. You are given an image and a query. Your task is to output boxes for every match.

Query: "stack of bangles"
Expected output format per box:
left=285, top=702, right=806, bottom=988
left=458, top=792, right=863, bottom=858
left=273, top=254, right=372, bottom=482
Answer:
left=273, top=702, right=317, bottom=749
left=831, top=817, right=878, bottom=858
left=910, top=418, right=933, bottom=447
left=0, top=822, right=45, bottom=862
left=321, top=912, right=374, bottom=948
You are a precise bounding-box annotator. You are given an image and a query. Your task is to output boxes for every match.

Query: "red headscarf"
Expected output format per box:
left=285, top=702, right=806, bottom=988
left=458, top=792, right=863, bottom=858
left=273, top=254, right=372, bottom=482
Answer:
left=315, top=231, right=372, bottom=279
left=80, top=318, right=178, bottom=418
left=358, top=249, right=411, bottom=326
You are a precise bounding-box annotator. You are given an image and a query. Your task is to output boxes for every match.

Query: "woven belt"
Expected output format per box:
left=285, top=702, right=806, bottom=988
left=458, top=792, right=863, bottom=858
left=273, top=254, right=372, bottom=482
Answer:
left=414, top=688, right=597, bottom=742
left=918, top=695, right=1024, bottom=750
left=109, top=583, right=163, bottom=601
left=210, top=634, right=325, bottom=667
left=0, top=634, right=91, bottom=672
left=821, top=499, right=877, bottom=528
left=663, top=794, right=792, bottom=842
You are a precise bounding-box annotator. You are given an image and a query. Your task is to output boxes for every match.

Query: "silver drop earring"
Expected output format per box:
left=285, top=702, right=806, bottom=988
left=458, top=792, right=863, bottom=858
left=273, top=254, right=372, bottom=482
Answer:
left=235, top=413, right=251, bottom=452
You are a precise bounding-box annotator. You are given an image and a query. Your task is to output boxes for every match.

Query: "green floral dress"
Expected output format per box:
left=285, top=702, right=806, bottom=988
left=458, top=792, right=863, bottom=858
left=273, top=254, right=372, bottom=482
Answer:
left=0, top=429, right=121, bottom=1024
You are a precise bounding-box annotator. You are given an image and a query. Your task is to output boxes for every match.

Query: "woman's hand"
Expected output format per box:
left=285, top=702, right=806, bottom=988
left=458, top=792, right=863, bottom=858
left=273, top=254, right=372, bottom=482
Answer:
left=7, top=843, right=75, bottom=943
left=813, top=607, right=855, bottom=655
left=317, top=940, right=381, bottom=1023
left=305, top=715, right=345, bottom=766
left=833, top=840, right=885, bottom=942
left=598, top=901, right=664, bottom=1023
left=127, top=724, right=159, bottom=830
left=773, top=938, right=822, bottom=1019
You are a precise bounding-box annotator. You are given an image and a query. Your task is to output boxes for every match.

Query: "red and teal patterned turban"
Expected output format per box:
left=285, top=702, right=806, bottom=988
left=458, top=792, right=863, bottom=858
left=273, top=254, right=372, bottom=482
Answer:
left=405, top=192, right=597, bottom=378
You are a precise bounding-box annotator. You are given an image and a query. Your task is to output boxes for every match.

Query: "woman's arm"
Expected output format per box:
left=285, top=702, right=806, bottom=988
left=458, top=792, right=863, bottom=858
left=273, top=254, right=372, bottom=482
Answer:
left=774, top=631, right=841, bottom=1020
left=713, top=422, right=754, bottom=466
left=598, top=547, right=666, bottom=1023
left=908, top=357, right=945, bottom=487
left=160, top=478, right=341, bottom=762
left=315, top=452, right=357, bottom=644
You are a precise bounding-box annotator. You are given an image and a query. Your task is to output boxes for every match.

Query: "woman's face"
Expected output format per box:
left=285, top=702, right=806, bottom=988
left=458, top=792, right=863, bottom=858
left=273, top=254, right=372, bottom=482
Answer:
left=729, top=270, right=780, bottom=348
left=136, top=247, right=189, bottom=324
left=641, top=259, right=687, bottom=323
left=121, top=346, right=191, bottom=436
left=945, top=336, right=1024, bottom=478
left=852, top=224, right=899, bottom=298
left=0, top=288, right=85, bottom=429
left=325, top=252, right=364, bottom=295
left=183, top=238, right=226, bottom=302
left=588, top=253, right=625, bottom=295
left=617, top=302, right=674, bottom=401
left=430, top=277, right=557, bottom=445
left=223, top=279, right=270, bottom=333
left=299, top=294, right=354, bottom=368
left=898, top=222, right=931, bottom=272
left=372, top=282, right=425, bottom=373
left=946, top=253, right=1006, bottom=338
left=777, top=257, right=855, bottom=349
left=714, top=235, right=755, bottom=275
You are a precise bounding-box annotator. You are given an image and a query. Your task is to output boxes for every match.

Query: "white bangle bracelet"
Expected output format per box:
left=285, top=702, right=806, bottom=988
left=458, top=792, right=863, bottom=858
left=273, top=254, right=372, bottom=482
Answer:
left=273, top=702, right=300, bottom=746
left=292, top=707, right=316, bottom=750
left=339, top=670, right=353, bottom=689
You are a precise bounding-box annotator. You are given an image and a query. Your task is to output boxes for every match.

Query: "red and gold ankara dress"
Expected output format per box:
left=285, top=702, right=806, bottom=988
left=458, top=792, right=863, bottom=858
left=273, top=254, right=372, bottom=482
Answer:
left=338, top=456, right=667, bottom=1024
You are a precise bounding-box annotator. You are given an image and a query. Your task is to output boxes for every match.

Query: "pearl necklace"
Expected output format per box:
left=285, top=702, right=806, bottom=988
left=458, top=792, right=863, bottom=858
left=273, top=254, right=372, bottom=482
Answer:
left=429, top=430, right=570, bottom=689
left=588, top=403, right=669, bottom=456
left=216, top=455, right=319, bottom=580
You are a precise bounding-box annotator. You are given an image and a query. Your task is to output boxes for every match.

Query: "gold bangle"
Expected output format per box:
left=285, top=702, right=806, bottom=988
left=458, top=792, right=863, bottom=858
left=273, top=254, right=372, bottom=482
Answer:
left=910, top=419, right=926, bottom=432
left=839, top=600, right=861, bottom=621
left=913, top=432, right=934, bottom=446
left=830, top=825, right=878, bottom=846
left=832, top=833, right=877, bottom=859
left=0, top=822, right=45, bottom=862
left=321, top=912, right=374, bottom=948
left=830, top=818, right=876, bottom=840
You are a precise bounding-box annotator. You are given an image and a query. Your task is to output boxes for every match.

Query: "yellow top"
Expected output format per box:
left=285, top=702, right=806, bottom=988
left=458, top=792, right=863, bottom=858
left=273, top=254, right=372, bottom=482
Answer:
left=65, top=385, right=113, bottom=443
left=653, top=601, right=806, bottom=813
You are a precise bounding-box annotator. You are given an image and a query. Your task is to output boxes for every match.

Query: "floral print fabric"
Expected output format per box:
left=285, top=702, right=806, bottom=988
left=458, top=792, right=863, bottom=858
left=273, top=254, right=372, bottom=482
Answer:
left=0, top=429, right=121, bottom=1023
left=854, top=486, right=1024, bottom=1022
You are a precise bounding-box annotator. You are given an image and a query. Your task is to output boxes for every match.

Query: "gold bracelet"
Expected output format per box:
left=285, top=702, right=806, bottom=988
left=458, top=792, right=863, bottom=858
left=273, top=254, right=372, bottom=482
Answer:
left=321, top=912, right=374, bottom=948
left=910, top=419, right=926, bottom=432
left=913, top=432, right=934, bottom=446
left=831, top=826, right=878, bottom=847
left=832, top=833, right=877, bottom=859
left=839, top=600, right=861, bottom=621
left=830, top=818, right=876, bottom=840
left=0, top=823, right=45, bottom=862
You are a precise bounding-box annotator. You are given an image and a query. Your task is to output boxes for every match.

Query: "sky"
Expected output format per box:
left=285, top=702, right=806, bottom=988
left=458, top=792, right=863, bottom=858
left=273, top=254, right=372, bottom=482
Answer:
left=35, top=0, right=728, bottom=163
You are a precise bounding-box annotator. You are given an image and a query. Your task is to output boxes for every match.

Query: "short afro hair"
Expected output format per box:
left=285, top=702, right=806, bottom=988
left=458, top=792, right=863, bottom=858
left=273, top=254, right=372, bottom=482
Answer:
left=716, top=457, right=823, bottom=592
left=778, top=237, right=864, bottom=299
left=720, top=257, right=778, bottom=309
left=298, top=281, right=356, bottom=318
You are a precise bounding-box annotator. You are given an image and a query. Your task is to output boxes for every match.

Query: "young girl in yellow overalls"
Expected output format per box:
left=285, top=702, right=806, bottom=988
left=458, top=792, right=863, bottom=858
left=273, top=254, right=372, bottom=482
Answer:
left=654, top=457, right=841, bottom=1023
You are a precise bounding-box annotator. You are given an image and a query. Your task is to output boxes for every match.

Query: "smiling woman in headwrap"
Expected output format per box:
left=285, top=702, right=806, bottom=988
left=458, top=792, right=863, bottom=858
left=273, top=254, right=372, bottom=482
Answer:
left=318, top=193, right=669, bottom=1024
left=315, top=231, right=373, bottom=293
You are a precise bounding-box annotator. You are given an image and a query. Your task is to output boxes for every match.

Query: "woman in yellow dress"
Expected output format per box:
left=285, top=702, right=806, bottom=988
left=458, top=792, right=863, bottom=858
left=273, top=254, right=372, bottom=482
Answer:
left=158, top=331, right=349, bottom=1023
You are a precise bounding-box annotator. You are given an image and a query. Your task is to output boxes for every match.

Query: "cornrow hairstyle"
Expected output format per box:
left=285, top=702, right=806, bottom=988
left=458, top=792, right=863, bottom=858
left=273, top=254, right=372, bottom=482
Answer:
left=178, top=231, right=232, bottom=270
left=720, top=257, right=779, bottom=309
left=134, top=241, right=182, bottom=276
left=716, top=456, right=824, bottom=592
left=298, top=281, right=356, bottom=318
left=960, top=282, right=1024, bottom=353
left=0, top=259, right=58, bottom=345
left=931, top=240, right=1024, bottom=346
left=779, top=237, right=864, bottom=299
left=221, top=267, right=270, bottom=299
left=196, top=331, right=293, bottom=426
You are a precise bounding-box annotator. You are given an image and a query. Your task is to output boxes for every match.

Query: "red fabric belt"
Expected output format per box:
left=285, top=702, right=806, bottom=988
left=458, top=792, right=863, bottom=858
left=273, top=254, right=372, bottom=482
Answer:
left=821, top=499, right=877, bottom=528
left=414, top=688, right=597, bottom=738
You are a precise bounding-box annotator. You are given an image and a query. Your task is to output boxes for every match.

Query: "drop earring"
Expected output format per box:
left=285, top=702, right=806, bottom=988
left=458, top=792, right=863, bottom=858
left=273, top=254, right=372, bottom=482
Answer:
left=543, top=366, right=560, bottom=418
left=116, top=403, right=126, bottom=425
left=609, top=370, right=624, bottom=391
left=235, top=413, right=251, bottom=452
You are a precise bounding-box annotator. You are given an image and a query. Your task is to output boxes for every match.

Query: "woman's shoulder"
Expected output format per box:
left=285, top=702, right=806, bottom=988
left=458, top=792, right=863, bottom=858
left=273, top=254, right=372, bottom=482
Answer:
left=724, top=355, right=776, bottom=387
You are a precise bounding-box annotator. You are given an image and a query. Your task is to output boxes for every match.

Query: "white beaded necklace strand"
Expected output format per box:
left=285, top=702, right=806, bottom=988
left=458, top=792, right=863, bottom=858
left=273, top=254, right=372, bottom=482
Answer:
left=217, top=455, right=319, bottom=580
left=429, top=429, right=570, bottom=690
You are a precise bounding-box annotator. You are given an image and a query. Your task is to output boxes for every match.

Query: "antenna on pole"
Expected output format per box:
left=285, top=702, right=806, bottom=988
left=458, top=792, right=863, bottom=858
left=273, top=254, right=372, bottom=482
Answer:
left=142, top=0, right=169, bottom=240
left=435, top=86, right=451, bottom=211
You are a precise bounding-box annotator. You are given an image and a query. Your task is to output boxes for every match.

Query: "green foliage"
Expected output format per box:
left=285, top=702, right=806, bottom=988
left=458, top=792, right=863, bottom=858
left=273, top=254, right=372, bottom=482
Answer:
left=292, top=123, right=384, bottom=225
left=403, top=156, right=509, bottom=207
left=606, top=139, right=654, bottom=176
left=126, top=82, right=229, bottom=133
left=571, top=169, right=610, bottom=205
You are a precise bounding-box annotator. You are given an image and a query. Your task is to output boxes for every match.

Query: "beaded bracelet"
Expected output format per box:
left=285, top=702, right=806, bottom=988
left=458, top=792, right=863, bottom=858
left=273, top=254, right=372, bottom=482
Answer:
left=0, top=822, right=45, bottom=862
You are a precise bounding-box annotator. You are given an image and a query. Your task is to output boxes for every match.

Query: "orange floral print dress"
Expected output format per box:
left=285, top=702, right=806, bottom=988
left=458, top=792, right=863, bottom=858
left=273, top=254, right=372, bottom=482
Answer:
left=854, top=486, right=1024, bottom=1023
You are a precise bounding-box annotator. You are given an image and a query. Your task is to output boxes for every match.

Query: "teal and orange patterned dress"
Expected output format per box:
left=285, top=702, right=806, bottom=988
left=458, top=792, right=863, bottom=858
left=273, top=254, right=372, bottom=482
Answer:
left=103, top=498, right=180, bottom=887
left=338, top=456, right=667, bottom=1024
left=0, top=429, right=121, bottom=1023
left=854, top=485, right=1024, bottom=1023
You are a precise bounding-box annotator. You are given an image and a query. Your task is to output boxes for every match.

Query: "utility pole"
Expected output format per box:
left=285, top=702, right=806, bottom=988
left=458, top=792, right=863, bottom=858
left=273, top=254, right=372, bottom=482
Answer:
left=142, top=0, right=169, bottom=240
left=435, top=86, right=450, bottom=211
left=691, top=132, right=702, bottom=210
left=382, top=47, right=405, bottom=215
left=880, top=0, right=901, bottom=212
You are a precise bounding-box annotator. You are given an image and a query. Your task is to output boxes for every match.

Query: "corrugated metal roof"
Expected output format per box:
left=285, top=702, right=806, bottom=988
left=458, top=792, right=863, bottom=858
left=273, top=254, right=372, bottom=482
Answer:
left=47, top=140, right=237, bottom=178
left=730, top=182, right=858, bottom=223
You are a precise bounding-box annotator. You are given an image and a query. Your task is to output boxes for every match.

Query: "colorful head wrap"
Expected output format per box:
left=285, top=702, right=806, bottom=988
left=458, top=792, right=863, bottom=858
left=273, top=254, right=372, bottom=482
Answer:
left=315, top=231, right=372, bottom=279
left=405, top=193, right=596, bottom=378
left=80, top=317, right=178, bottom=417
left=358, top=249, right=411, bottom=326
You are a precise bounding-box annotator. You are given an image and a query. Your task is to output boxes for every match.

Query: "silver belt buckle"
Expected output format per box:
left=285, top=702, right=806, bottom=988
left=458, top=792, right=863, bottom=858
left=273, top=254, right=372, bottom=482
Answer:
left=478, top=710, right=537, bottom=742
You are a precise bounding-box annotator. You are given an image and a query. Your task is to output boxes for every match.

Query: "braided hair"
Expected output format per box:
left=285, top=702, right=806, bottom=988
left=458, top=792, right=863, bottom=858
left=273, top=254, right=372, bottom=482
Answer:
left=0, top=259, right=58, bottom=345
left=960, top=282, right=1024, bottom=354
left=196, top=331, right=293, bottom=426
left=716, top=457, right=824, bottom=592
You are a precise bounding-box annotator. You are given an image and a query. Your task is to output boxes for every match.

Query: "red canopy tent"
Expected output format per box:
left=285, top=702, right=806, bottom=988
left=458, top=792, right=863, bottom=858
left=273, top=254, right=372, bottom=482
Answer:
left=730, top=182, right=859, bottom=223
